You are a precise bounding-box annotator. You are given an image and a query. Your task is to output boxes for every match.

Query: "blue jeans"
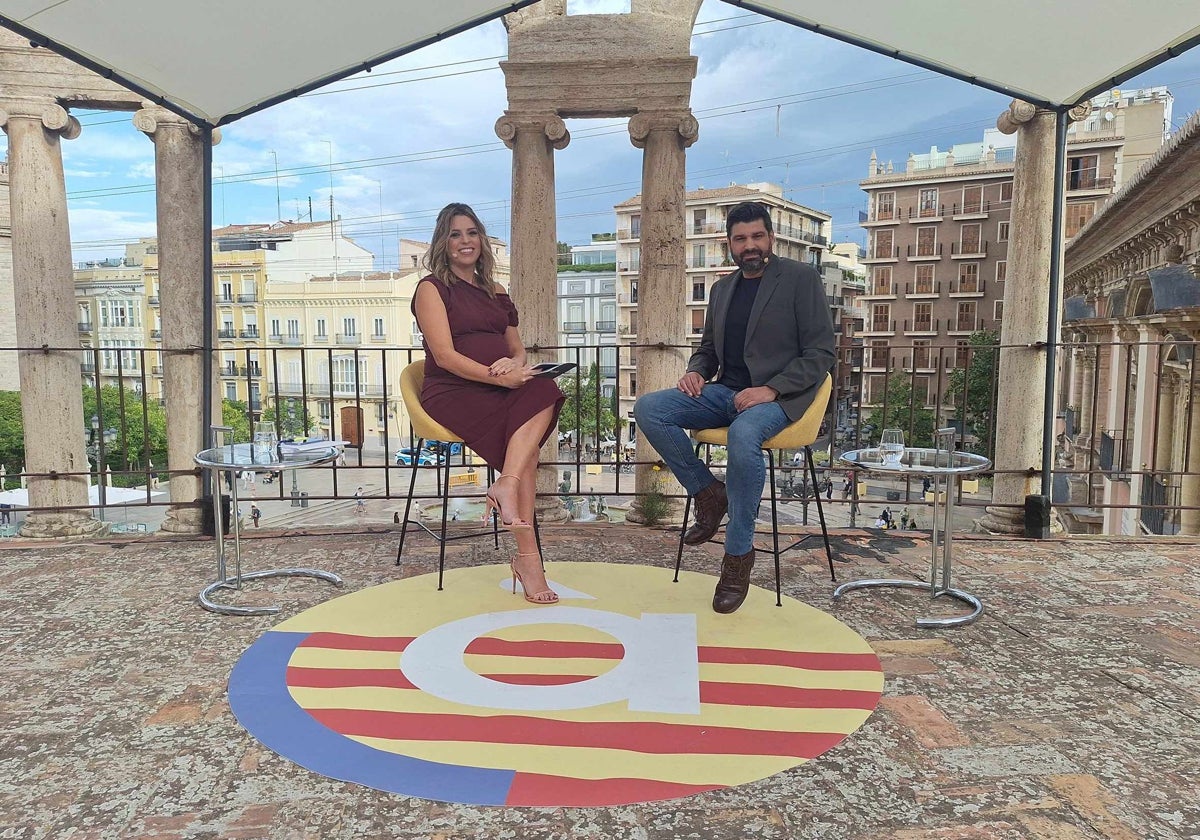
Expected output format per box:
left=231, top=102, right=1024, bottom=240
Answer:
left=634, top=384, right=789, bottom=555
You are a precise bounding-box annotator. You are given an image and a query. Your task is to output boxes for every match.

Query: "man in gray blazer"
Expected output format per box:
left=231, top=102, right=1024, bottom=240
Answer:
left=633, top=201, right=835, bottom=613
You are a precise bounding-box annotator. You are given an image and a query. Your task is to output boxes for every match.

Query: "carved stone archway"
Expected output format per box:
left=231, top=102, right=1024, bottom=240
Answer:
left=498, top=0, right=703, bottom=520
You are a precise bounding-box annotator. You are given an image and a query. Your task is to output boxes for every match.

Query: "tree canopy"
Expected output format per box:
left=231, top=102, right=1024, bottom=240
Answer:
left=946, top=330, right=1000, bottom=456
left=558, top=363, right=619, bottom=441
left=864, top=373, right=936, bottom=449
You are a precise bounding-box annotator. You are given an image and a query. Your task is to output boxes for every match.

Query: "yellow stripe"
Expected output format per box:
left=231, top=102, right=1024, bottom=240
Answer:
left=350, top=736, right=801, bottom=786
left=287, top=686, right=876, bottom=733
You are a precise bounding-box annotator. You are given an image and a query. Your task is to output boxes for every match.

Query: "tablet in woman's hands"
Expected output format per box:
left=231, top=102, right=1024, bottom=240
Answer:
left=530, top=362, right=577, bottom=379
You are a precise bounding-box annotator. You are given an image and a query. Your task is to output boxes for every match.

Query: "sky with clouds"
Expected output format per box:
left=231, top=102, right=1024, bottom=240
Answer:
left=11, top=0, right=1200, bottom=269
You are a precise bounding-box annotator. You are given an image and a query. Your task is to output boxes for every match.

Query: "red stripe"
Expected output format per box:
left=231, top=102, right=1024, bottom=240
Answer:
left=464, top=637, right=625, bottom=659
left=699, top=680, right=880, bottom=710
left=479, top=673, right=594, bottom=686
left=506, top=772, right=721, bottom=806
left=298, top=633, right=413, bottom=652
left=288, top=666, right=878, bottom=711
left=286, top=666, right=416, bottom=690
left=296, top=632, right=879, bottom=673
left=305, top=708, right=848, bottom=758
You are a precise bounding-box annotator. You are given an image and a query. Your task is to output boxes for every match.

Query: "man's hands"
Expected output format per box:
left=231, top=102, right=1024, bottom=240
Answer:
left=733, top=385, right=778, bottom=411
left=677, top=371, right=705, bottom=397
left=678, top=373, right=778, bottom=411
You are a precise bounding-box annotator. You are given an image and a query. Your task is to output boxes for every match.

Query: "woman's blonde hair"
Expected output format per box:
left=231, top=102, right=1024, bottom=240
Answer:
left=422, top=202, right=496, bottom=295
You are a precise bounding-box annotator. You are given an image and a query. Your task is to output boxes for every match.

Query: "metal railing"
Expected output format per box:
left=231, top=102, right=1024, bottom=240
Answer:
left=1, top=335, right=1196, bottom=539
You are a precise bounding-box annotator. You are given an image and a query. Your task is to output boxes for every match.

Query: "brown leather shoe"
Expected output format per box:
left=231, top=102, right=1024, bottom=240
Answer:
left=712, top=549, right=756, bottom=614
left=683, top=480, right=727, bottom=545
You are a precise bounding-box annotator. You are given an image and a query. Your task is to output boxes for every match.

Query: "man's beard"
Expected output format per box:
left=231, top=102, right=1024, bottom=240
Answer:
left=733, top=248, right=770, bottom=274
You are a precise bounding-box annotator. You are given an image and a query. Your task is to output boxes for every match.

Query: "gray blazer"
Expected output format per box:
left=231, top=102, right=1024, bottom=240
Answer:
left=686, top=255, right=836, bottom=422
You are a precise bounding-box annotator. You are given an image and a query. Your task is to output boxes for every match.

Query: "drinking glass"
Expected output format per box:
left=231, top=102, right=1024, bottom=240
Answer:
left=879, top=429, right=905, bottom=466
left=252, top=421, right=278, bottom=462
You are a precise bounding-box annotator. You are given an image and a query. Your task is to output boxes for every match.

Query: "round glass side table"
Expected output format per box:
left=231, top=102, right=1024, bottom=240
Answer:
left=835, top=446, right=991, bottom=628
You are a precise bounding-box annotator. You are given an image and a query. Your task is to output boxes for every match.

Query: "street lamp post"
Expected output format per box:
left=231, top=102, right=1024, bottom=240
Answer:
left=287, top=407, right=301, bottom=506
left=87, top=414, right=108, bottom=521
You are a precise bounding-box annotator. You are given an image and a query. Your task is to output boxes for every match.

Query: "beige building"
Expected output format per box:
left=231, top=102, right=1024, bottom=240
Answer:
left=857, top=87, right=1172, bottom=415
left=263, top=271, right=421, bottom=448
left=74, top=248, right=148, bottom=393
left=613, top=182, right=832, bottom=430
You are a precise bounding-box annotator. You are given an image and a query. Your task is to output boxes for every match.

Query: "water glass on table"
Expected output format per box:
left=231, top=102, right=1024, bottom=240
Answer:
left=252, top=422, right=278, bottom=463
left=879, top=429, right=905, bottom=466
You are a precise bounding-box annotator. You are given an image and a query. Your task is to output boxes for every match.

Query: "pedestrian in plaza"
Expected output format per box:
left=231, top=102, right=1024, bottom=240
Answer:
left=633, top=201, right=836, bottom=614
left=0, top=503, right=11, bottom=524
left=354, top=486, right=366, bottom=514
left=412, top=202, right=565, bottom=605
left=250, top=503, right=261, bottom=529
left=822, top=475, right=833, bottom=499
left=900, top=507, right=910, bottom=530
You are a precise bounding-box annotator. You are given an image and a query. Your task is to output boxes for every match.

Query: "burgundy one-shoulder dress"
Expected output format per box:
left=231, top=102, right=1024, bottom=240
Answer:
left=414, top=275, right=564, bottom=468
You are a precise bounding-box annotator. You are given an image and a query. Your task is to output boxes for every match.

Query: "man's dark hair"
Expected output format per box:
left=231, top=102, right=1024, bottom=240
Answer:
left=726, top=201, right=773, bottom=236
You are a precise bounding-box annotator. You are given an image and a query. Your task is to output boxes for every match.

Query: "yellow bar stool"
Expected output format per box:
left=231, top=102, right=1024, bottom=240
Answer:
left=674, top=373, right=837, bottom=605
left=396, top=360, right=499, bottom=589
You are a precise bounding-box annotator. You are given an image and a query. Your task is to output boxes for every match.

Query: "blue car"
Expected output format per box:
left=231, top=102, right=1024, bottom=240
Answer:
left=425, top=440, right=463, bottom=457
left=394, top=448, right=442, bottom=466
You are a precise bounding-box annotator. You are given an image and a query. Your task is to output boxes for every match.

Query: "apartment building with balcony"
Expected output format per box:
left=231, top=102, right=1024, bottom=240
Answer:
left=613, top=182, right=832, bottom=428
left=557, top=236, right=618, bottom=396
left=262, top=271, right=421, bottom=446
left=74, top=249, right=147, bottom=393
left=822, top=242, right=868, bottom=424
left=856, top=87, right=1172, bottom=415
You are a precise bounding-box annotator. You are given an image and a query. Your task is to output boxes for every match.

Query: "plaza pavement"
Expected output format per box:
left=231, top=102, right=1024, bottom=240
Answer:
left=1, top=517, right=1196, bottom=839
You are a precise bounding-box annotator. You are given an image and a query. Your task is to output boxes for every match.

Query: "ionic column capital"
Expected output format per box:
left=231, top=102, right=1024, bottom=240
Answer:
left=133, top=106, right=221, bottom=144
left=494, top=112, right=570, bottom=150
left=0, top=100, right=81, bottom=140
left=628, top=110, right=699, bottom=149
left=995, top=99, right=1089, bottom=135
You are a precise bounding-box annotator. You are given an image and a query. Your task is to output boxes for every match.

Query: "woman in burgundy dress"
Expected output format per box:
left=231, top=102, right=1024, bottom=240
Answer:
left=413, top=203, right=565, bottom=604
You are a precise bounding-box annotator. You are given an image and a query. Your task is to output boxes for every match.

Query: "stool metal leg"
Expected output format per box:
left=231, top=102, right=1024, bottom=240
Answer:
left=767, top=452, right=782, bottom=606
left=806, top=447, right=837, bottom=582
left=673, top=441, right=704, bottom=582
left=436, top=452, right=451, bottom=591
left=396, top=437, right=425, bottom=566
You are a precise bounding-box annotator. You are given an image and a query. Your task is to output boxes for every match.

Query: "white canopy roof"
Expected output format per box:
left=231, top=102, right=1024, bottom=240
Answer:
left=738, top=0, right=1200, bottom=109
left=0, top=0, right=1198, bottom=125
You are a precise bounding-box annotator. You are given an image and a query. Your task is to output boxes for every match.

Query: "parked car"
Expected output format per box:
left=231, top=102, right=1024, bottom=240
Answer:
left=394, top=447, right=442, bottom=466
left=424, top=440, right=463, bottom=457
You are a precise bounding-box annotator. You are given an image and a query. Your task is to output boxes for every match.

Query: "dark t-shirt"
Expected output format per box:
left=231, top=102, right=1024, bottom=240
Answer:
left=717, top=275, right=762, bottom=390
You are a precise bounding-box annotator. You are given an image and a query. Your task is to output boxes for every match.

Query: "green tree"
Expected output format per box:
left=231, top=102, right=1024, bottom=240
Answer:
left=263, top=397, right=309, bottom=439
left=865, top=373, right=936, bottom=448
left=558, top=363, right=618, bottom=440
left=82, top=386, right=169, bottom=487
left=0, top=391, right=24, bottom=479
left=221, top=399, right=253, bottom=443
left=947, top=330, right=1000, bottom=456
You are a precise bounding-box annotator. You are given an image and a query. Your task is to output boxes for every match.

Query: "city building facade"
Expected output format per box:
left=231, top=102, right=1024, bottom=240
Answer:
left=857, top=88, right=1172, bottom=422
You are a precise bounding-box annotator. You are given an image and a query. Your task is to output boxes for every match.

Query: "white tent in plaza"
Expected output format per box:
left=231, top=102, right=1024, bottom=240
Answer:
left=0, top=486, right=164, bottom=507
left=0, top=1, right=1197, bottom=126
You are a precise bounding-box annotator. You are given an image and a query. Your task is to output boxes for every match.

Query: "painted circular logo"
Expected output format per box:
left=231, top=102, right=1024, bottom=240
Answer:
left=229, top=561, right=883, bottom=806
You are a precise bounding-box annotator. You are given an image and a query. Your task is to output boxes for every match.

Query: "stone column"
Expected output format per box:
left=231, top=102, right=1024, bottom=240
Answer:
left=0, top=101, right=105, bottom=538
left=625, top=111, right=698, bottom=521
left=1077, top=348, right=1096, bottom=439
left=978, top=100, right=1086, bottom=534
left=495, top=112, right=570, bottom=521
left=1154, top=372, right=1177, bottom=476
left=135, top=107, right=220, bottom=533
left=1181, top=383, right=1200, bottom=535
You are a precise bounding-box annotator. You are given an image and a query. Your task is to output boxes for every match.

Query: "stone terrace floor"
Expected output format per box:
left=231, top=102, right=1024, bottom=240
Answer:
left=1, top=522, right=1198, bottom=840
